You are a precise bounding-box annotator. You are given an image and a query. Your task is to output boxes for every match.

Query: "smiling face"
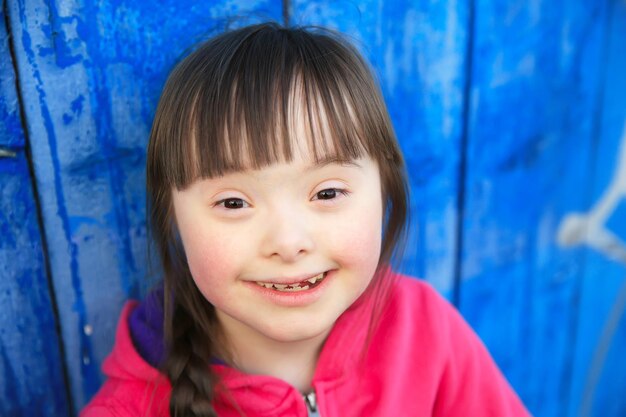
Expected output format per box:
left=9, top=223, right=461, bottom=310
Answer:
left=172, top=148, right=383, bottom=347
left=147, top=23, right=408, bottom=406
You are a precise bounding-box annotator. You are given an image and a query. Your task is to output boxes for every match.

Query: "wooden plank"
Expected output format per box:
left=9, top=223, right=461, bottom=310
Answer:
left=6, top=0, right=282, bottom=411
left=0, top=7, right=23, bottom=149
left=0, top=154, right=71, bottom=417
left=459, top=1, right=611, bottom=416
left=290, top=0, right=470, bottom=296
left=0, top=6, right=70, bottom=415
left=567, top=0, right=626, bottom=415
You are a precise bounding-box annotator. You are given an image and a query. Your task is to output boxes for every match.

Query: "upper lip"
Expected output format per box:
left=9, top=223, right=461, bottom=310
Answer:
left=248, top=271, right=327, bottom=285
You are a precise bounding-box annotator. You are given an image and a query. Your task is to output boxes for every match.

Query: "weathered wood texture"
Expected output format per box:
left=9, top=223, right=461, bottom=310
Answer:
left=459, top=1, right=621, bottom=416
left=0, top=5, right=70, bottom=416
left=6, top=0, right=282, bottom=411
left=568, top=1, right=626, bottom=415
left=290, top=0, right=470, bottom=295
left=1, top=0, right=625, bottom=416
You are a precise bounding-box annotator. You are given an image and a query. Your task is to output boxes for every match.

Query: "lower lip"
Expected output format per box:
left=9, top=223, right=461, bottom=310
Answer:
left=245, top=270, right=336, bottom=307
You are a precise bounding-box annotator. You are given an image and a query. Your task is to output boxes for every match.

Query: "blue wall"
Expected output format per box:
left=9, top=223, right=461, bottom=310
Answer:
left=1, top=0, right=625, bottom=416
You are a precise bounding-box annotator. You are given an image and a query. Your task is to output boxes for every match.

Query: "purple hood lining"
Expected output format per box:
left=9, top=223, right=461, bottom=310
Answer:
left=128, top=284, right=226, bottom=368
left=128, top=284, right=166, bottom=368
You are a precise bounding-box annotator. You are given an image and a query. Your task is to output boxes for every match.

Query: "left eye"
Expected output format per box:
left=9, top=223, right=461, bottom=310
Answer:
left=313, top=188, right=349, bottom=201
left=215, top=198, right=249, bottom=209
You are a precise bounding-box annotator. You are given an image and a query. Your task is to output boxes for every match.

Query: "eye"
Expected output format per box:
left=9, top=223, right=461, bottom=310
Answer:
left=215, top=197, right=250, bottom=209
left=312, top=188, right=350, bottom=201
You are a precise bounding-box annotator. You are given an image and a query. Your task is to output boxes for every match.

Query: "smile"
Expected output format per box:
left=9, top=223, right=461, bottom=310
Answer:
left=254, top=272, right=327, bottom=292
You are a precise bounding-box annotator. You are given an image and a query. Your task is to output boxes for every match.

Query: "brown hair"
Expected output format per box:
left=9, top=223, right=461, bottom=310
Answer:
left=146, top=22, right=409, bottom=417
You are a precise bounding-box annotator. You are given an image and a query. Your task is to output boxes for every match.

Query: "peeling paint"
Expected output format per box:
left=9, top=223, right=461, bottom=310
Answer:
left=558, top=122, right=626, bottom=264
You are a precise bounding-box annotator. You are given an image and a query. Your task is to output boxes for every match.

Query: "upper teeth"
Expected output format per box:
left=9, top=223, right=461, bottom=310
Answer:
left=255, top=272, right=325, bottom=291
left=306, top=273, right=324, bottom=284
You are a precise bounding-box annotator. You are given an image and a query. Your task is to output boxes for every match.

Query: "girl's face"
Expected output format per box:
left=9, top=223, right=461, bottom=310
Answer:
left=172, top=142, right=383, bottom=348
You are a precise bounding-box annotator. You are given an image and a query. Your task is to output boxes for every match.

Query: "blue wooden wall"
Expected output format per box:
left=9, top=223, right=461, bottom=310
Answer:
left=1, top=0, right=625, bottom=416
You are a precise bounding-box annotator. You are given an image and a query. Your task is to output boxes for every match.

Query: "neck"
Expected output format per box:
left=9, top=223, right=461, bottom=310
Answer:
left=216, top=311, right=329, bottom=393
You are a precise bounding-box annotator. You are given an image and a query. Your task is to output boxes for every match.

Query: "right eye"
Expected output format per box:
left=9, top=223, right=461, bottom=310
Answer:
left=214, top=198, right=250, bottom=209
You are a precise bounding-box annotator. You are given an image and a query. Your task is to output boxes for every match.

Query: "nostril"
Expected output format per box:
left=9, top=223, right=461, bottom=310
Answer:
left=271, top=248, right=307, bottom=261
left=261, top=215, right=315, bottom=260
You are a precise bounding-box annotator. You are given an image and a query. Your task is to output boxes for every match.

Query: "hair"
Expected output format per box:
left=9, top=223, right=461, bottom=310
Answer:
left=146, top=22, right=409, bottom=417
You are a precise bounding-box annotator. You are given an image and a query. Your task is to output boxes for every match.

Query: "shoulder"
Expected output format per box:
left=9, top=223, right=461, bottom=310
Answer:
left=371, top=274, right=460, bottom=357
left=390, top=272, right=449, bottom=305
left=380, top=273, right=498, bottom=361
left=80, top=302, right=171, bottom=417
left=390, top=273, right=445, bottom=301
left=385, top=273, right=481, bottom=336
left=81, top=383, right=169, bottom=417
left=80, top=400, right=136, bottom=417
left=382, top=273, right=457, bottom=335
left=386, top=275, right=476, bottom=356
left=371, top=273, right=530, bottom=416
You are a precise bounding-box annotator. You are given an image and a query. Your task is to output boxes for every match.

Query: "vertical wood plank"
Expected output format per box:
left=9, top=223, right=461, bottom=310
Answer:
left=290, top=0, right=470, bottom=295
left=0, top=155, right=71, bottom=417
left=459, top=1, right=611, bottom=416
left=0, top=4, right=70, bottom=415
left=567, top=0, right=626, bottom=415
left=7, top=0, right=282, bottom=410
left=0, top=6, right=22, bottom=149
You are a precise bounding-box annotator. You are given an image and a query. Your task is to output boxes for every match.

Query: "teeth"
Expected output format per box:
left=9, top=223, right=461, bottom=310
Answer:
left=307, top=273, right=325, bottom=284
left=255, top=272, right=326, bottom=292
left=275, top=285, right=310, bottom=292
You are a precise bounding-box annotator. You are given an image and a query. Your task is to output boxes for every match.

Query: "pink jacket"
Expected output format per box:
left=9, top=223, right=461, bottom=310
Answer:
left=81, top=276, right=530, bottom=416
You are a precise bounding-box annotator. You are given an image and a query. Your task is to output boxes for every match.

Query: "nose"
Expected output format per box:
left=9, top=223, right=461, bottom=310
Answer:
left=260, top=205, right=315, bottom=262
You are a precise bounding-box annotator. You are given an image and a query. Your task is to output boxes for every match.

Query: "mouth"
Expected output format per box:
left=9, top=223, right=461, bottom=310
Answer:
left=253, top=272, right=327, bottom=292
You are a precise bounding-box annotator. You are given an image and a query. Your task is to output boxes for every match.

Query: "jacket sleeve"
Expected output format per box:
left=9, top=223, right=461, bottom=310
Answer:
left=81, top=406, right=123, bottom=417
left=79, top=302, right=170, bottom=417
left=80, top=398, right=132, bottom=417
left=431, top=288, right=531, bottom=416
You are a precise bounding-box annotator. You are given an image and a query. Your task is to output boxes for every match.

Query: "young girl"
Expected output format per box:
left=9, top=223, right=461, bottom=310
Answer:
left=82, top=23, right=529, bottom=417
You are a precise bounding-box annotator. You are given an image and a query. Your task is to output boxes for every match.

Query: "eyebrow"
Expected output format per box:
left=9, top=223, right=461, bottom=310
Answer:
left=304, top=157, right=362, bottom=172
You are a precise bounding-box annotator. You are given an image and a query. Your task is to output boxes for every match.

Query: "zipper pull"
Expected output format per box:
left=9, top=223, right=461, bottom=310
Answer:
left=304, top=391, right=321, bottom=417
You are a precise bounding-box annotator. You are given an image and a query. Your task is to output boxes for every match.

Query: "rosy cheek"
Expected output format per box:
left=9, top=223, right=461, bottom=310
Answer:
left=329, top=206, right=383, bottom=270
left=180, top=227, right=233, bottom=289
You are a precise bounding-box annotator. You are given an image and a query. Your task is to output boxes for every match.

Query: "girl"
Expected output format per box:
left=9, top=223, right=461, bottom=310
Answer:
left=82, top=23, right=530, bottom=417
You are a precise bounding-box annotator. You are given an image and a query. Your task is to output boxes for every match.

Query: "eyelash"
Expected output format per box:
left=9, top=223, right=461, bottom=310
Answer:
left=214, top=188, right=350, bottom=210
left=312, top=188, right=351, bottom=201
left=214, top=198, right=250, bottom=210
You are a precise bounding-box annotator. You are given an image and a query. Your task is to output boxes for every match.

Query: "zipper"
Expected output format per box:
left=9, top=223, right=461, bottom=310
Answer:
left=304, top=391, right=321, bottom=417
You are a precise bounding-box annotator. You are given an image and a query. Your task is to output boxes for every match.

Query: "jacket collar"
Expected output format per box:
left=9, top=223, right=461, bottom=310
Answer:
left=107, top=279, right=379, bottom=414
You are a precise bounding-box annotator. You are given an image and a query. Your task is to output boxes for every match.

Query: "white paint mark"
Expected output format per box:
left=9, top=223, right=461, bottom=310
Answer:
left=0, top=148, right=17, bottom=158
left=557, top=121, right=626, bottom=264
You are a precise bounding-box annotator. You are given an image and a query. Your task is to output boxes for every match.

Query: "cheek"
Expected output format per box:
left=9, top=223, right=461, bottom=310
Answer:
left=328, top=198, right=383, bottom=272
left=177, top=224, right=241, bottom=298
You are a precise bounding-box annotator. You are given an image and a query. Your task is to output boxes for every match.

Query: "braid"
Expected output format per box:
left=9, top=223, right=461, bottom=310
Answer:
left=160, top=234, right=222, bottom=417
left=165, top=303, right=219, bottom=417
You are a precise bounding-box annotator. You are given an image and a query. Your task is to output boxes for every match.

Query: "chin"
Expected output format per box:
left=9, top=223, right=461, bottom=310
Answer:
left=257, top=319, right=333, bottom=344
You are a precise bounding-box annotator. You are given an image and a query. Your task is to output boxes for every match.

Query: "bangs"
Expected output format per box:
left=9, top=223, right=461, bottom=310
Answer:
left=149, top=24, right=395, bottom=189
